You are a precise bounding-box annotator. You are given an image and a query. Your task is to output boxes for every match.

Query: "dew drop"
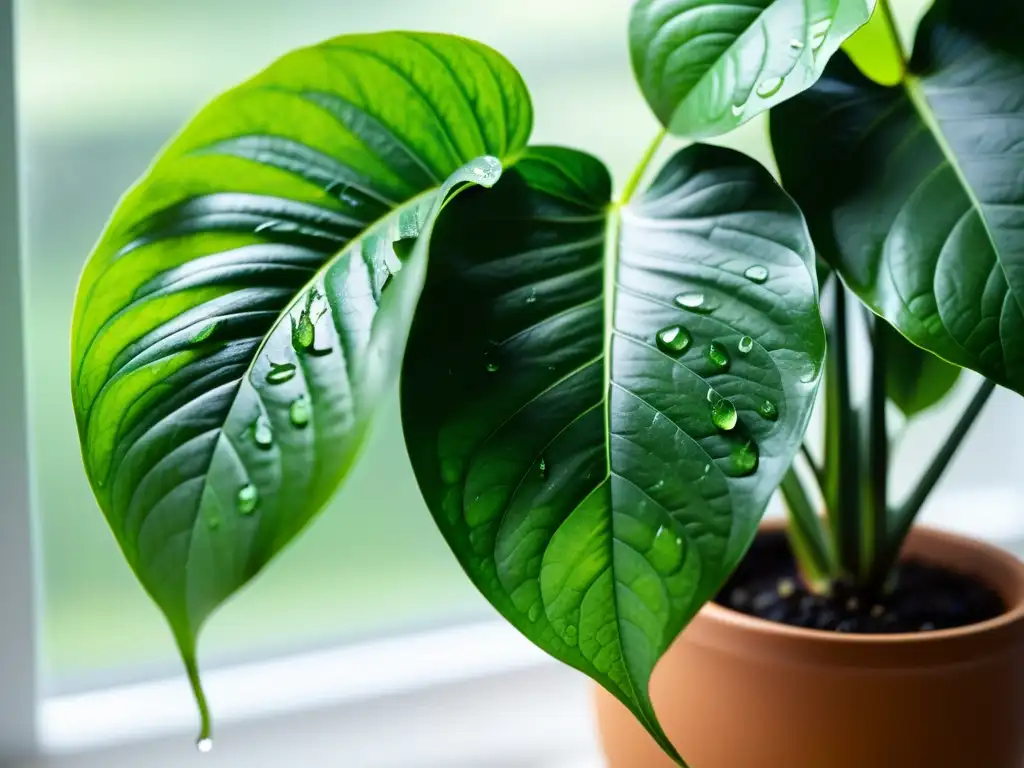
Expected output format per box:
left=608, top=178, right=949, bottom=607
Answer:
left=730, top=102, right=745, bottom=117
left=292, top=314, right=315, bottom=350
left=190, top=322, right=218, bottom=345
left=738, top=336, right=754, bottom=355
left=730, top=440, right=760, bottom=476
left=470, top=155, right=503, bottom=186
left=526, top=289, right=537, bottom=305
left=289, top=396, right=311, bottom=428
left=266, top=362, right=296, bottom=385
left=708, top=341, right=731, bottom=371
left=711, top=397, right=738, bottom=431
left=656, top=325, right=692, bottom=356
left=485, top=361, right=500, bottom=373
left=196, top=738, right=213, bottom=754
left=759, top=399, right=779, bottom=422
left=790, top=38, right=805, bottom=50
left=539, top=457, right=548, bottom=480
left=237, top=484, right=258, bottom=515
left=674, top=292, right=716, bottom=314
left=528, top=603, right=542, bottom=623
left=707, top=387, right=717, bottom=403
left=252, top=416, right=273, bottom=449
left=756, top=77, right=785, bottom=99
left=744, top=265, right=769, bottom=284
left=649, top=525, right=685, bottom=575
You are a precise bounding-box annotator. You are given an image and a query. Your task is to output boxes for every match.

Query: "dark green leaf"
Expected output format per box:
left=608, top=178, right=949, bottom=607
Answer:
left=630, top=0, right=876, bottom=138
left=883, top=324, right=962, bottom=417
left=70, top=31, right=531, bottom=736
left=402, top=144, right=825, bottom=765
left=771, top=0, right=1024, bottom=394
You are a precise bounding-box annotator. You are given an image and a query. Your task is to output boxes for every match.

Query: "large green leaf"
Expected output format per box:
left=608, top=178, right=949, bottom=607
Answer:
left=70, top=31, right=531, bottom=738
left=884, top=324, right=962, bottom=417
left=630, top=0, right=875, bottom=138
left=771, top=0, right=1024, bottom=394
left=402, top=144, right=825, bottom=765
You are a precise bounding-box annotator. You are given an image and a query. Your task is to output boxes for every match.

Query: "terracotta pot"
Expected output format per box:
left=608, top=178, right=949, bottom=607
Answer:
left=594, top=522, right=1024, bottom=768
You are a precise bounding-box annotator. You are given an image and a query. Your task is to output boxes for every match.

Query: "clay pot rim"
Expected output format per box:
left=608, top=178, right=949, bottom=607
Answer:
left=702, top=519, right=1024, bottom=648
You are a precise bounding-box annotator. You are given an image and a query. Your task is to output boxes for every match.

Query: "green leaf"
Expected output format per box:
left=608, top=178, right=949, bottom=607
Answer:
left=402, top=144, right=825, bottom=765
left=883, top=324, right=962, bottom=417
left=629, top=0, right=876, bottom=138
left=841, top=0, right=905, bottom=86
left=70, top=31, right=531, bottom=739
left=771, top=0, right=1024, bottom=395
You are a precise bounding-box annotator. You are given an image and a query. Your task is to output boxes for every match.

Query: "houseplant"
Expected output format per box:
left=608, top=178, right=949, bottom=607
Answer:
left=68, top=1, right=1024, bottom=768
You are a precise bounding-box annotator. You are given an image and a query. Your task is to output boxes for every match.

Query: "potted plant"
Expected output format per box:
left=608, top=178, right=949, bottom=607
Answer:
left=68, top=1, right=1024, bottom=767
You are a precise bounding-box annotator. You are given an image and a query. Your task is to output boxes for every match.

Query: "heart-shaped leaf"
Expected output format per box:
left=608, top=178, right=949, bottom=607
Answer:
left=630, top=0, right=876, bottom=138
left=771, top=0, right=1024, bottom=393
left=402, top=144, right=825, bottom=765
left=70, top=31, right=532, bottom=738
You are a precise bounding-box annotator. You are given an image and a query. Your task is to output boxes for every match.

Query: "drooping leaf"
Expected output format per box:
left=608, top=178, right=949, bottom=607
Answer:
left=402, top=144, right=825, bottom=765
left=70, top=31, right=531, bottom=737
left=771, top=0, right=1024, bottom=394
left=883, top=324, right=963, bottom=417
left=629, top=0, right=876, bottom=138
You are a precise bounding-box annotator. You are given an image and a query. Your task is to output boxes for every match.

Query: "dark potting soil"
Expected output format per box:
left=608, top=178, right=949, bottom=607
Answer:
left=715, top=531, right=1006, bottom=634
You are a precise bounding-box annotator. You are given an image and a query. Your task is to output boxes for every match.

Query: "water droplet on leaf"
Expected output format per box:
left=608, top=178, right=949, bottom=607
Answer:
left=759, top=399, right=779, bottom=421
left=708, top=341, right=731, bottom=371
left=252, top=416, right=273, bottom=449
left=756, top=77, right=785, bottom=98
left=266, top=362, right=296, bottom=385
left=711, top=397, right=738, bottom=431
left=738, top=336, right=754, bottom=355
left=790, top=38, right=805, bottom=50
left=674, top=292, right=715, bottom=314
left=289, top=396, right=311, bottom=428
left=731, top=440, right=759, bottom=476
left=656, top=325, right=692, bottom=356
left=744, top=265, right=769, bottom=284
left=237, top=484, right=258, bottom=515
left=707, top=387, right=717, bottom=403
left=485, top=360, right=500, bottom=373
left=731, top=102, right=745, bottom=117
left=649, top=525, right=685, bottom=576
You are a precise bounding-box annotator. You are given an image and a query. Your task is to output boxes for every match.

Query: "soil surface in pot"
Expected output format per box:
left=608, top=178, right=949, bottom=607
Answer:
left=716, top=531, right=1005, bottom=633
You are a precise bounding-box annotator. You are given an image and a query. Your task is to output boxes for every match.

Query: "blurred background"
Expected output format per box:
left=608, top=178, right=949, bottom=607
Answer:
left=12, top=0, right=1024, bottom=765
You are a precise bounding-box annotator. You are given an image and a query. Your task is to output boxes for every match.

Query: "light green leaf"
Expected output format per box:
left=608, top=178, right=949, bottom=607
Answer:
left=402, top=144, right=825, bottom=765
left=630, top=0, right=876, bottom=138
left=772, top=0, right=1024, bottom=394
left=70, top=31, right=531, bottom=739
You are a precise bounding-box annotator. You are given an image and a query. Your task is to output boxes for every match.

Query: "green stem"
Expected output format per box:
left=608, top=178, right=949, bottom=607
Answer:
left=863, top=313, right=889, bottom=585
left=887, top=379, right=997, bottom=556
left=800, top=442, right=824, bottom=493
left=780, top=468, right=833, bottom=588
left=174, top=631, right=213, bottom=749
left=620, top=129, right=667, bottom=204
left=825, top=283, right=861, bottom=579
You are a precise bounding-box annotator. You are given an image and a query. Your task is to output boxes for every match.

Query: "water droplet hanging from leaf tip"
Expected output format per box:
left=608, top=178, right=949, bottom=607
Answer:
left=196, top=738, right=213, bottom=754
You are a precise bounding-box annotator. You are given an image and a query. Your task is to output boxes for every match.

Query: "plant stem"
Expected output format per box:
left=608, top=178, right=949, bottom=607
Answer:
left=824, top=282, right=861, bottom=578
left=780, top=467, right=833, bottom=588
left=887, top=379, right=997, bottom=556
left=620, top=129, right=667, bottom=204
left=800, top=442, right=824, bottom=493
left=863, top=312, right=889, bottom=585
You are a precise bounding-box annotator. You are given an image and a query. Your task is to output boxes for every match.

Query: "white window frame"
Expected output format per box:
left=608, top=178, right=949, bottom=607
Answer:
left=0, top=3, right=601, bottom=766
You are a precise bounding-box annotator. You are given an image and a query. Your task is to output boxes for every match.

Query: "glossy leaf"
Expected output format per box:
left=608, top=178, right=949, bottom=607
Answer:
left=884, top=324, right=962, bottom=417
left=402, top=144, right=825, bottom=765
left=70, top=31, right=531, bottom=738
left=772, top=0, right=1024, bottom=395
left=630, top=0, right=875, bottom=138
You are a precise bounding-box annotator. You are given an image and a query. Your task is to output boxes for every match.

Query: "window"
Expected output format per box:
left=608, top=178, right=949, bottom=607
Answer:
left=5, top=0, right=1024, bottom=765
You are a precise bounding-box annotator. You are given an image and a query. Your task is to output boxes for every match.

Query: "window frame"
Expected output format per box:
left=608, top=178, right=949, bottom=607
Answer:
left=1, top=0, right=40, bottom=760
